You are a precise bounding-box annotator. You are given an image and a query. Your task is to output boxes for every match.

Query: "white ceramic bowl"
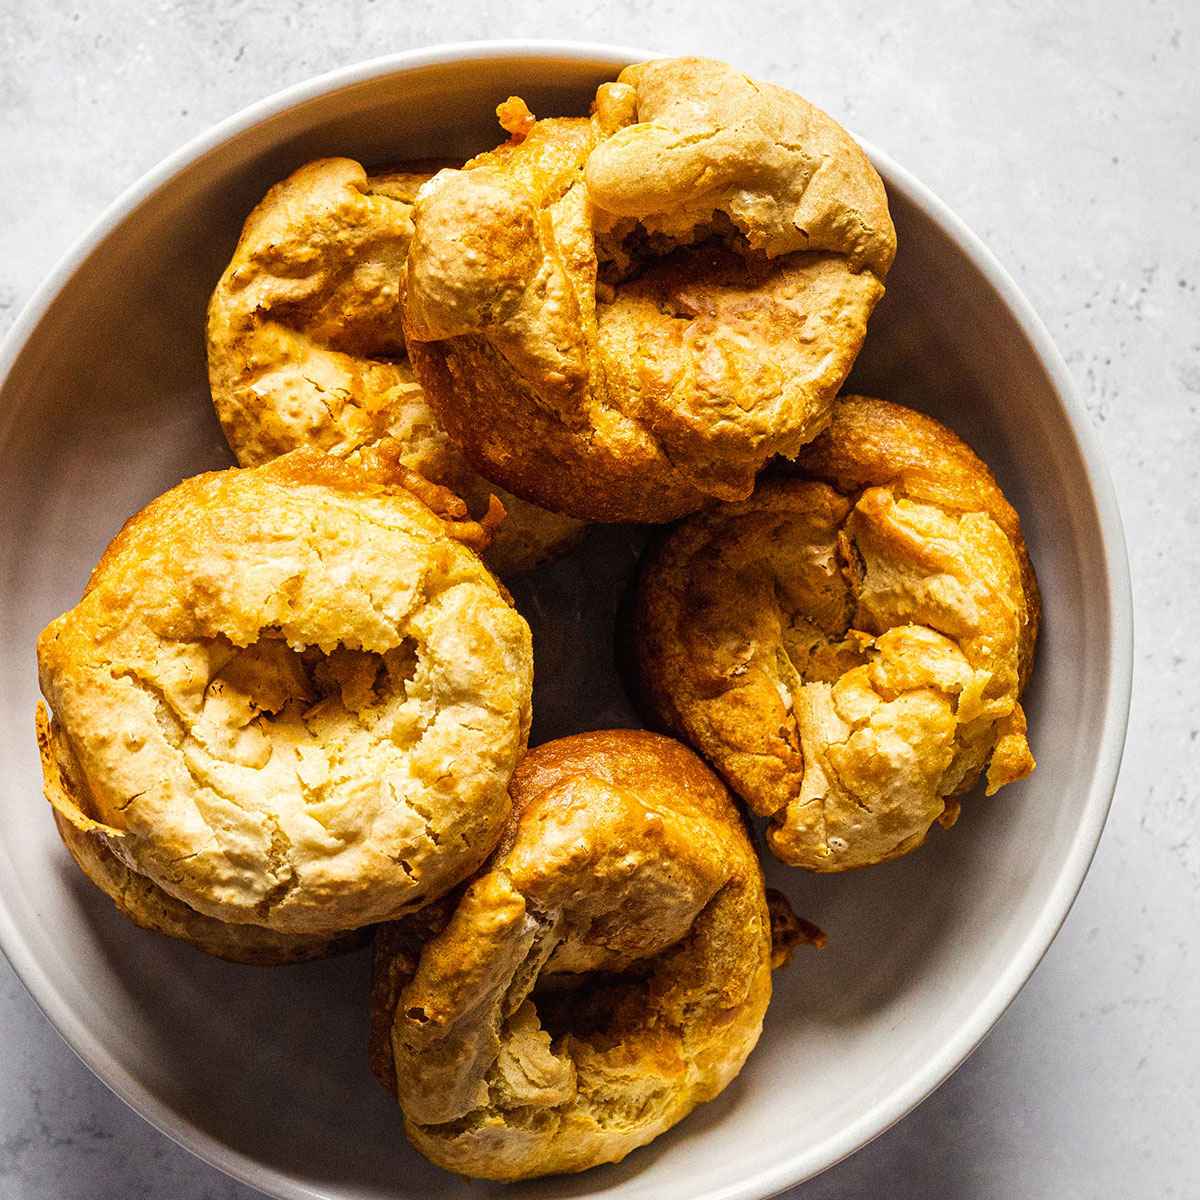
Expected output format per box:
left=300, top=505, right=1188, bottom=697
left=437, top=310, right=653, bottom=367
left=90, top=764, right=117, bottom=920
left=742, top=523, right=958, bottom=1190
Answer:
left=0, top=41, right=1131, bottom=1200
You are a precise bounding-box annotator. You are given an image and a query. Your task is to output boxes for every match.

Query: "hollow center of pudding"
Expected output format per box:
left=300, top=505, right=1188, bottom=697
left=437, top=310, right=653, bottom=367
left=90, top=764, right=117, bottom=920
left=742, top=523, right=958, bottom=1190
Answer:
left=491, top=777, right=730, bottom=1054
left=171, top=632, right=430, bottom=846
left=191, top=635, right=417, bottom=762
left=594, top=210, right=759, bottom=289
left=531, top=964, right=655, bottom=1043
left=473, top=912, right=703, bottom=1115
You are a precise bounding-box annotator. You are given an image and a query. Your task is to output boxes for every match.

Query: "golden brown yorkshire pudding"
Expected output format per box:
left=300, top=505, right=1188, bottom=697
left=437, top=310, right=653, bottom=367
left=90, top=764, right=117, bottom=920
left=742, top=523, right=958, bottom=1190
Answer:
left=207, top=157, right=583, bottom=575
left=36, top=446, right=533, bottom=957
left=369, top=730, right=775, bottom=1180
left=402, top=57, right=895, bottom=523
left=637, top=397, right=1039, bottom=872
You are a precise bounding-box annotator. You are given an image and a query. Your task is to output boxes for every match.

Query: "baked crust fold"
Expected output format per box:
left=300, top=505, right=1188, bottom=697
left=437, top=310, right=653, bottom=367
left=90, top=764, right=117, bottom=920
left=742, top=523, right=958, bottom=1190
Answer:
left=403, top=58, right=895, bottom=523
left=637, top=397, right=1039, bottom=871
left=36, top=448, right=534, bottom=948
left=369, top=729, right=773, bottom=1180
left=40, top=704, right=364, bottom=965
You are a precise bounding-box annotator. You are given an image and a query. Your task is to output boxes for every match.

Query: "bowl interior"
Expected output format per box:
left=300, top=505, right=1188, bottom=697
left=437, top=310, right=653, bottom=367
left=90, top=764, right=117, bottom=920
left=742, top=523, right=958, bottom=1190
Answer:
left=0, top=48, right=1122, bottom=1200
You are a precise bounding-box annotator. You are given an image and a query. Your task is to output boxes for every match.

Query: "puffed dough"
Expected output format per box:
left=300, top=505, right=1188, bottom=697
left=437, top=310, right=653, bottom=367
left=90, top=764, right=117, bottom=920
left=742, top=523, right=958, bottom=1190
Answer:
left=40, top=706, right=364, bottom=965
left=36, top=447, right=533, bottom=949
left=638, top=397, right=1039, bottom=871
left=369, top=730, right=774, bottom=1180
left=403, top=58, right=895, bottom=522
left=207, top=156, right=583, bottom=575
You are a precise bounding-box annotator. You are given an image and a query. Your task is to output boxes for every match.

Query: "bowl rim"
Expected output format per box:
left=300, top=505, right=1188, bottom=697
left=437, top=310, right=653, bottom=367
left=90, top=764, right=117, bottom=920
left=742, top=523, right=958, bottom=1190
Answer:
left=0, top=38, right=1134, bottom=1200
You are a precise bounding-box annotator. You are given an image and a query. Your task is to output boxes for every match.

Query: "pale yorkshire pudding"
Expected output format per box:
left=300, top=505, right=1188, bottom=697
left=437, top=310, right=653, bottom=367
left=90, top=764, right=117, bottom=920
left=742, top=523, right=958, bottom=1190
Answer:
left=36, top=446, right=533, bottom=956
left=369, top=729, right=775, bottom=1180
left=638, top=397, right=1039, bottom=872
left=207, top=156, right=583, bottom=575
left=402, top=57, right=895, bottom=523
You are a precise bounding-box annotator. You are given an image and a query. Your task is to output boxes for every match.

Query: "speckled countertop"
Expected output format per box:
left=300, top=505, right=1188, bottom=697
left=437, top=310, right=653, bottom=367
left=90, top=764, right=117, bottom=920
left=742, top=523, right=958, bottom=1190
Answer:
left=1, top=3, right=1197, bottom=1198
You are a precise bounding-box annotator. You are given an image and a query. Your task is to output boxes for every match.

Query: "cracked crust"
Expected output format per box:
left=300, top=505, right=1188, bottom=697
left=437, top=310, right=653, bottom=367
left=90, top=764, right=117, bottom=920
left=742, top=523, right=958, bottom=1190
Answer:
left=403, top=57, right=894, bottom=523
left=637, top=397, right=1039, bottom=872
left=41, top=705, right=364, bottom=964
left=207, top=156, right=584, bottom=575
left=369, top=730, right=774, bottom=1180
left=36, top=447, right=533, bottom=942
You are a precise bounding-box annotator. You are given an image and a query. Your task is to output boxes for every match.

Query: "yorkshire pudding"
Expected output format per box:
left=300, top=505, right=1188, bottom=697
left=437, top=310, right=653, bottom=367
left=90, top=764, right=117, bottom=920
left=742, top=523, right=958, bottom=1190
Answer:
left=638, top=397, right=1039, bottom=871
left=207, top=156, right=583, bottom=574
left=402, top=57, right=895, bottom=523
left=369, top=729, right=774, bottom=1179
left=36, top=447, right=533, bottom=956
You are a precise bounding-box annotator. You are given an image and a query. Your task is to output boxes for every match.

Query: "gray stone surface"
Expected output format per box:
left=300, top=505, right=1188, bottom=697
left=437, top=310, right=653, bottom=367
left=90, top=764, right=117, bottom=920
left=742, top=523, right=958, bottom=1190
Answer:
left=0, top=2, right=1196, bottom=1197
